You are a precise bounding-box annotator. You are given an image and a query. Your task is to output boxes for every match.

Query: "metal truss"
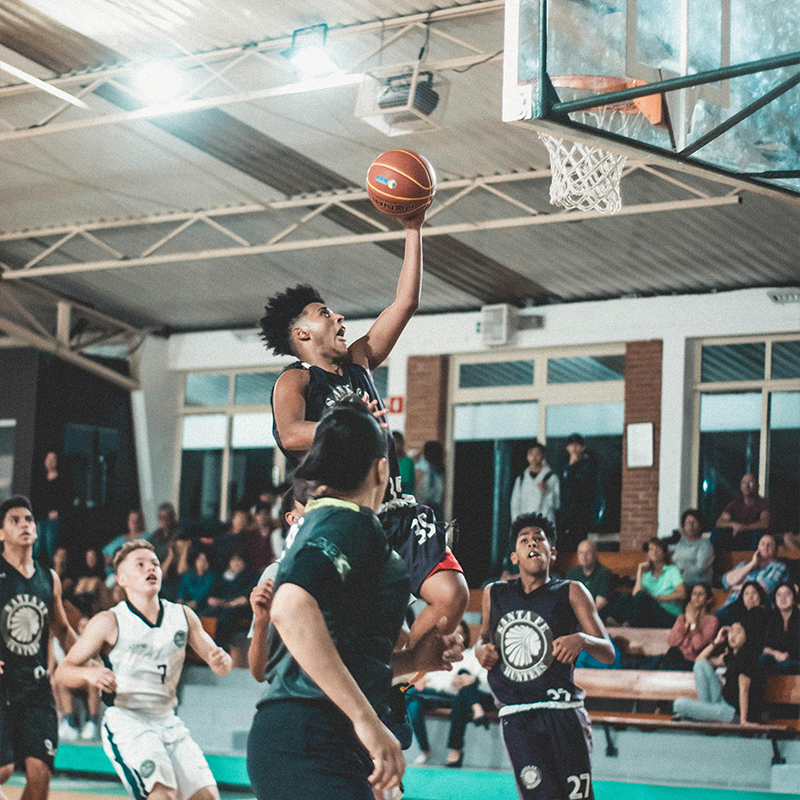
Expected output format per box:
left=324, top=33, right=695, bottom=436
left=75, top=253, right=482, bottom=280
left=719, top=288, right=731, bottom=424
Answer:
left=0, top=168, right=741, bottom=280
left=0, top=1, right=505, bottom=142
left=0, top=281, right=143, bottom=390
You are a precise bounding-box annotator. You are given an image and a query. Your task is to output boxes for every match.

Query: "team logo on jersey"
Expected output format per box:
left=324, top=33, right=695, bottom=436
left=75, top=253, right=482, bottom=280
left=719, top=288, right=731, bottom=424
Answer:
left=495, top=609, right=553, bottom=682
left=140, top=760, right=156, bottom=778
left=520, top=765, right=542, bottom=789
left=174, top=630, right=187, bottom=648
left=1, top=594, right=48, bottom=656
left=325, top=384, right=360, bottom=408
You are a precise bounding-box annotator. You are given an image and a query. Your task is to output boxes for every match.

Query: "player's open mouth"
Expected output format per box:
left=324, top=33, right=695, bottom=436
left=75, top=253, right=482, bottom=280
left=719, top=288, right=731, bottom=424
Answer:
left=527, top=551, right=540, bottom=559
left=336, top=327, right=346, bottom=342
left=146, top=576, right=157, bottom=583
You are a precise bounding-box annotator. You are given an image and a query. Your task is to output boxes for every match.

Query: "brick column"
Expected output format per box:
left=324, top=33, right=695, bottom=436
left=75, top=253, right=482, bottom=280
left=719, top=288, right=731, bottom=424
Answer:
left=620, top=340, right=663, bottom=551
left=405, top=355, right=449, bottom=452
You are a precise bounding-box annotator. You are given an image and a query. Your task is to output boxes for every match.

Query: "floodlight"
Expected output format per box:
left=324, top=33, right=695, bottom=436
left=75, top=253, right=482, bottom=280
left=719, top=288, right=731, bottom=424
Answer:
left=133, top=62, right=183, bottom=103
left=282, top=25, right=338, bottom=77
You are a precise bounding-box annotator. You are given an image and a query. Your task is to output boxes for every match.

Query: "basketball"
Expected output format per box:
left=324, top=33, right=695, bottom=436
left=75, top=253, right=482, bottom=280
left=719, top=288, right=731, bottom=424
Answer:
left=366, top=149, right=436, bottom=217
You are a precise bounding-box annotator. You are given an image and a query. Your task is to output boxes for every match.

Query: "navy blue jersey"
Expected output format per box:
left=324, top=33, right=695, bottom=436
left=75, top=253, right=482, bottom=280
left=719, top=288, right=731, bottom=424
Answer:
left=272, top=361, right=401, bottom=503
left=0, top=555, right=54, bottom=703
left=487, top=578, right=584, bottom=708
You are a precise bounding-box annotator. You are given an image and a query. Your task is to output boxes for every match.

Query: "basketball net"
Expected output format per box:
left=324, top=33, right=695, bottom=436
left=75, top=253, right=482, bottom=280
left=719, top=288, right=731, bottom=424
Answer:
left=539, top=89, right=648, bottom=215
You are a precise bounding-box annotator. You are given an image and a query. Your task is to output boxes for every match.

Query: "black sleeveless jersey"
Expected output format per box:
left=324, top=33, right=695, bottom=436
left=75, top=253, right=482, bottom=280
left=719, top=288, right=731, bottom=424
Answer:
left=487, top=578, right=584, bottom=709
left=272, top=361, right=402, bottom=502
left=0, top=555, right=54, bottom=702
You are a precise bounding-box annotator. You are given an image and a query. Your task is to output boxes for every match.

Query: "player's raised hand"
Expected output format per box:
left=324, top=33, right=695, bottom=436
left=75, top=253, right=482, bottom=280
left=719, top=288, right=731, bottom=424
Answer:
left=399, top=208, right=427, bottom=230
left=552, top=633, right=584, bottom=665
left=207, top=646, right=233, bottom=676
left=87, top=664, right=117, bottom=693
left=361, top=393, right=389, bottom=429
left=476, top=641, right=499, bottom=670
left=353, top=715, right=404, bottom=792
left=250, top=579, right=274, bottom=625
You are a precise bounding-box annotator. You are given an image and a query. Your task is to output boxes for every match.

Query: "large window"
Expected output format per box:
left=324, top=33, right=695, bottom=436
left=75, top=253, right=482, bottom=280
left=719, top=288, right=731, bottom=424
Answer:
left=449, top=346, right=625, bottom=586
left=693, top=336, right=800, bottom=534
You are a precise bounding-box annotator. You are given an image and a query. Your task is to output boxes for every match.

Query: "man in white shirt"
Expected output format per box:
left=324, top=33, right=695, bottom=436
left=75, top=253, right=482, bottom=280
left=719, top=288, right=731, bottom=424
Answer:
left=510, top=442, right=560, bottom=526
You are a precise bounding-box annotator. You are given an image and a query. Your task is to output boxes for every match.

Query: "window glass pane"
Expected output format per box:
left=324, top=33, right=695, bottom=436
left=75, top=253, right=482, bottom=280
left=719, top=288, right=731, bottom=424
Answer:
left=458, top=360, right=534, bottom=389
left=229, top=448, right=274, bottom=518
left=698, top=393, right=761, bottom=526
left=701, top=343, right=765, bottom=382
left=547, top=355, right=625, bottom=383
left=234, top=372, right=278, bottom=406
left=182, top=415, right=227, bottom=449
left=231, top=413, right=275, bottom=448
left=769, top=391, right=800, bottom=535
left=453, top=402, right=538, bottom=441
left=772, top=340, right=800, bottom=380
left=179, top=450, right=222, bottom=521
left=372, top=366, right=389, bottom=400
left=185, top=374, right=229, bottom=407
left=0, top=420, right=15, bottom=503
left=546, top=403, right=624, bottom=437
left=545, top=403, right=624, bottom=535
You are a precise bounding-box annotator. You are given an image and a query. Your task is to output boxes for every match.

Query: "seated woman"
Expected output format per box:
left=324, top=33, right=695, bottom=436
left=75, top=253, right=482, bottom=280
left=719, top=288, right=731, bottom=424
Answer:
left=71, top=547, right=110, bottom=616
left=759, top=582, right=800, bottom=675
left=245, top=400, right=462, bottom=800
left=673, top=620, right=762, bottom=724
left=653, top=584, right=718, bottom=670
left=207, top=550, right=257, bottom=651
left=604, top=538, right=685, bottom=628
left=406, top=620, right=493, bottom=768
left=177, top=548, right=216, bottom=614
left=724, top=580, right=771, bottom=653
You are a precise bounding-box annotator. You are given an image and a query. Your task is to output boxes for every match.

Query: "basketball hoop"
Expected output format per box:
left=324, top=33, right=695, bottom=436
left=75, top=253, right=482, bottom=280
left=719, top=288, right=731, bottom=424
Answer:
left=538, top=76, right=662, bottom=215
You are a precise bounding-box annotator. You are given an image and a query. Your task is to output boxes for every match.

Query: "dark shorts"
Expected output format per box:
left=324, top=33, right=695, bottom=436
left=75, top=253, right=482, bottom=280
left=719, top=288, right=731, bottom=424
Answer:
left=0, top=693, right=58, bottom=773
left=247, top=700, right=374, bottom=800
left=501, top=707, right=593, bottom=800
left=379, top=501, right=454, bottom=597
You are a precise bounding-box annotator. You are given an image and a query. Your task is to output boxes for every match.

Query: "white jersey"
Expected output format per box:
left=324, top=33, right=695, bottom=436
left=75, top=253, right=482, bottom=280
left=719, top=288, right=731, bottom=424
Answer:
left=106, top=599, right=188, bottom=714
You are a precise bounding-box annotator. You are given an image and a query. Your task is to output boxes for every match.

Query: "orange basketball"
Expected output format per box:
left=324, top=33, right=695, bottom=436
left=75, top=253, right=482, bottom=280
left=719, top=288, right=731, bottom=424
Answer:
left=366, top=149, right=436, bottom=217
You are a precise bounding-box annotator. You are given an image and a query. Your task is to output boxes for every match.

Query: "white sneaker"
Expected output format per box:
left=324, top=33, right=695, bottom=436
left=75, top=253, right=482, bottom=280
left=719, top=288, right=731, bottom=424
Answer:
left=80, top=720, right=98, bottom=740
left=413, top=752, right=430, bottom=765
left=59, top=719, right=78, bottom=742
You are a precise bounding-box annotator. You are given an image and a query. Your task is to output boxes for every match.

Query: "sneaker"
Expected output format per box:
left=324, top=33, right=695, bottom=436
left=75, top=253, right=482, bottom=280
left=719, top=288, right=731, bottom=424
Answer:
left=80, top=720, right=98, bottom=740
left=59, top=719, right=78, bottom=742
left=413, top=752, right=430, bottom=765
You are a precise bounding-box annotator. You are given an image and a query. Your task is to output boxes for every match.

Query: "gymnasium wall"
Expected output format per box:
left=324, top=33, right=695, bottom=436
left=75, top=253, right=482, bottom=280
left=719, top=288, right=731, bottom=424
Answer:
left=136, top=286, right=799, bottom=536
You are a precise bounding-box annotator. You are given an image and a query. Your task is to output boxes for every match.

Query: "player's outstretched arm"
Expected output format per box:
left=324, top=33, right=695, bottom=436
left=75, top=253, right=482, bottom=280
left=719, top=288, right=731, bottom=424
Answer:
left=272, top=368, right=317, bottom=455
left=50, top=570, right=79, bottom=653
left=349, top=210, right=425, bottom=371
left=475, top=584, right=500, bottom=670
left=185, top=606, right=232, bottom=676
left=55, top=611, right=118, bottom=693
left=553, top=582, right=615, bottom=666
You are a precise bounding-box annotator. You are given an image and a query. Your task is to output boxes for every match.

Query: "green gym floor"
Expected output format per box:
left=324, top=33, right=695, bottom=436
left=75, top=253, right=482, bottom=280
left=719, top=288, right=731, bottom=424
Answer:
left=4, top=770, right=792, bottom=800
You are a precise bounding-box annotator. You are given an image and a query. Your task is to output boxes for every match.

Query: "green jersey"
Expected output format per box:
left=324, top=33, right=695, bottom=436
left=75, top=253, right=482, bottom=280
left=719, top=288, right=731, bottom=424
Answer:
left=260, top=499, right=410, bottom=717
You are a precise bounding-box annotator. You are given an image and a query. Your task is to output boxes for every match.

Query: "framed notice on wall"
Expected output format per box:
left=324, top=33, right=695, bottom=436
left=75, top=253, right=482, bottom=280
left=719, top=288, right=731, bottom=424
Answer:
left=626, top=422, right=654, bottom=468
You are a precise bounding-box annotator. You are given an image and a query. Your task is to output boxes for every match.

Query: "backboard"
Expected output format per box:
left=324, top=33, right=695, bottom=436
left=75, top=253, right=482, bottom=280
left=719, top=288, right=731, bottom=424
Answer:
left=503, top=0, right=800, bottom=197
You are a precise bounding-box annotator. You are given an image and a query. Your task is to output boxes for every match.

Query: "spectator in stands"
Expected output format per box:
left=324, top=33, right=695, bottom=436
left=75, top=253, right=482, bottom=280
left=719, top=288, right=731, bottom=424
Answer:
left=673, top=620, right=762, bottom=724
left=560, top=433, right=597, bottom=552
left=712, top=473, right=770, bottom=551
left=102, top=509, right=147, bottom=577
left=393, top=431, right=416, bottom=496
left=566, top=539, right=613, bottom=613
left=52, top=545, right=73, bottom=598
left=248, top=501, right=276, bottom=571
left=71, top=548, right=110, bottom=616
left=215, top=508, right=253, bottom=569
left=405, top=621, right=493, bottom=768
left=207, top=549, right=257, bottom=651
left=654, top=584, right=719, bottom=670
left=604, top=538, right=685, bottom=628
left=35, top=450, right=70, bottom=565
left=149, top=502, right=181, bottom=564
left=759, top=583, right=800, bottom=675
left=510, top=441, right=560, bottom=527
left=716, top=533, right=790, bottom=626
left=672, top=509, right=714, bottom=586
left=416, top=440, right=445, bottom=520
left=177, top=549, right=216, bottom=614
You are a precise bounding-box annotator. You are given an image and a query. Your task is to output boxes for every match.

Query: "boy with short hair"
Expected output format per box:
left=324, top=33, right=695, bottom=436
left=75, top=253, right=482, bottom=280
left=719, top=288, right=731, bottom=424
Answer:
left=476, top=514, right=614, bottom=799
left=1, top=495, right=77, bottom=800
left=56, top=540, right=232, bottom=800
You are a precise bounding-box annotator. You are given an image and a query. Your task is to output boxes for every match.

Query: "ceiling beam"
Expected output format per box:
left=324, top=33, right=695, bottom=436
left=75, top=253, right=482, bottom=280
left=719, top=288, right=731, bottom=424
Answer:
left=0, top=195, right=742, bottom=280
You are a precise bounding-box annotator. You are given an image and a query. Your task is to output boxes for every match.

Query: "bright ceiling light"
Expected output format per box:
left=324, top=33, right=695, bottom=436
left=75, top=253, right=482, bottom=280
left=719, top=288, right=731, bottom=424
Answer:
left=283, top=24, right=338, bottom=78
left=133, top=62, right=183, bottom=103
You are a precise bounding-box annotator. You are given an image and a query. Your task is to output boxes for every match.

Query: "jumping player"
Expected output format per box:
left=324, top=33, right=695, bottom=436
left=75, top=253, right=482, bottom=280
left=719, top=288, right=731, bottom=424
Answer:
left=0, top=495, right=77, bottom=800
left=259, top=209, right=468, bottom=646
left=55, top=540, right=232, bottom=800
left=476, top=514, right=614, bottom=800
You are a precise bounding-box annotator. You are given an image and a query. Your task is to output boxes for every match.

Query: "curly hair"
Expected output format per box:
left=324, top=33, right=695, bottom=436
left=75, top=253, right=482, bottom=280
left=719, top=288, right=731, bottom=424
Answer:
left=259, top=284, right=325, bottom=357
